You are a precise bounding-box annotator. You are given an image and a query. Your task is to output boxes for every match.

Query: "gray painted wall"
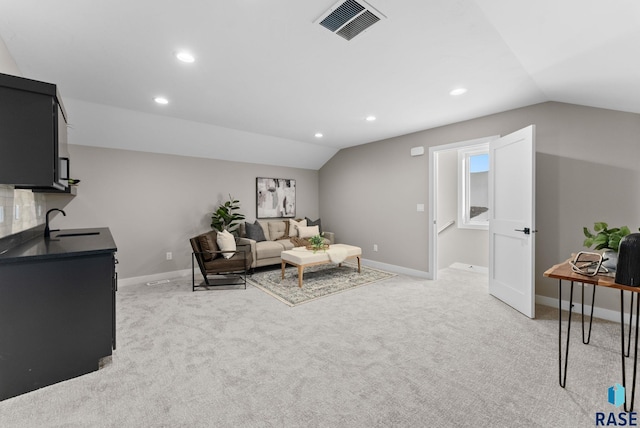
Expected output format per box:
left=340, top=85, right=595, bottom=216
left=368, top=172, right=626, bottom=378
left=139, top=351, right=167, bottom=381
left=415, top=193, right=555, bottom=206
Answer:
left=52, top=145, right=319, bottom=279
left=319, top=101, right=640, bottom=312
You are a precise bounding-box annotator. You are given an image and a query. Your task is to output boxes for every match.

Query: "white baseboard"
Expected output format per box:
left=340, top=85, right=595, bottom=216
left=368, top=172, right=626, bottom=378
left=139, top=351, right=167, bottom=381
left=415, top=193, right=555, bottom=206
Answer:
left=119, top=261, right=431, bottom=287
left=449, top=263, right=488, bottom=274
left=361, top=258, right=432, bottom=279
left=536, top=295, right=629, bottom=324
left=118, top=268, right=193, bottom=288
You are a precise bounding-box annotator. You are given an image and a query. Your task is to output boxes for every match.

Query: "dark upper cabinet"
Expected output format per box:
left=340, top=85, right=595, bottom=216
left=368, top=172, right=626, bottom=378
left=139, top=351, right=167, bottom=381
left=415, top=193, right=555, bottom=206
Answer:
left=0, top=72, right=69, bottom=190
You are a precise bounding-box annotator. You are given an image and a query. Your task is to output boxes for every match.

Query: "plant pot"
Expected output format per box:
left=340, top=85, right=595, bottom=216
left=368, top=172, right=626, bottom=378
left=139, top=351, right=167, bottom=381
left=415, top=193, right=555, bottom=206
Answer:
left=602, top=249, right=618, bottom=272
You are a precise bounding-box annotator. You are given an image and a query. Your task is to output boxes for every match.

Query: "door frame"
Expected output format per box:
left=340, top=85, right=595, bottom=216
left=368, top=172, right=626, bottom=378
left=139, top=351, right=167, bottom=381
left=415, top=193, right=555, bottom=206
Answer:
left=428, top=135, right=499, bottom=280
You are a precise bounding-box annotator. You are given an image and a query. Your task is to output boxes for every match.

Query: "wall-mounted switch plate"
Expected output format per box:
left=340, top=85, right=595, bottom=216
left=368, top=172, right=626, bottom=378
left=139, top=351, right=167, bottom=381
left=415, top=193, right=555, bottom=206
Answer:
left=417, top=204, right=425, bottom=212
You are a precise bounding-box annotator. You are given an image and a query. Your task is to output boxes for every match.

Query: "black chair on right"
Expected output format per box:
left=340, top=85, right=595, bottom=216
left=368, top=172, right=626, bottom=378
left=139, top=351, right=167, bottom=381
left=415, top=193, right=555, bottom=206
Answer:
left=189, top=230, right=252, bottom=292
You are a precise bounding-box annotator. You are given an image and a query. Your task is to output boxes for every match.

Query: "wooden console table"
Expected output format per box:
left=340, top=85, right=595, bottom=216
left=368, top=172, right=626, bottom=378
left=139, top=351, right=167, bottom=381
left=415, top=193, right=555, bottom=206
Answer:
left=544, top=259, right=639, bottom=412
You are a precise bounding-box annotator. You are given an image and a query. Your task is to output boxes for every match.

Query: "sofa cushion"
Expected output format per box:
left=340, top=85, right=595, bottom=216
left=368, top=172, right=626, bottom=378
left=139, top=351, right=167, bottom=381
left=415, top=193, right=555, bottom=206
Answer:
left=305, top=217, right=322, bottom=234
left=268, top=221, right=287, bottom=241
left=298, top=225, right=319, bottom=238
left=198, top=232, right=219, bottom=261
left=245, top=221, right=267, bottom=242
left=276, top=238, right=295, bottom=251
left=288, top=218, right=307, bottom=237
left=256, top=240, right=288, bottom=259
left=216, top=229, right=236, bottom=259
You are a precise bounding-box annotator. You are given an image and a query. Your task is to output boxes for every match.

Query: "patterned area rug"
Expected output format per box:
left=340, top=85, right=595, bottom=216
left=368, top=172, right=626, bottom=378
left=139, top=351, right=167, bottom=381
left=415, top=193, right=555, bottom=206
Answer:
left=248, top=263, right=395, bottom=306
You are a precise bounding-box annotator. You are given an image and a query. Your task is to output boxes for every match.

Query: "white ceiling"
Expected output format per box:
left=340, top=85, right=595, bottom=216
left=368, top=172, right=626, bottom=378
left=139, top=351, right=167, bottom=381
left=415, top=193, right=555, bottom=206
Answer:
left=1, top=0, right=639, bottom=169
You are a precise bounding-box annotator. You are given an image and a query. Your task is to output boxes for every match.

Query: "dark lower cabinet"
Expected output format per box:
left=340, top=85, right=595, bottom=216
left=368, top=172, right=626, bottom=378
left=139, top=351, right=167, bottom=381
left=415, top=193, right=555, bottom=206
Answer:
left=0, top=251, right=116, bottom=401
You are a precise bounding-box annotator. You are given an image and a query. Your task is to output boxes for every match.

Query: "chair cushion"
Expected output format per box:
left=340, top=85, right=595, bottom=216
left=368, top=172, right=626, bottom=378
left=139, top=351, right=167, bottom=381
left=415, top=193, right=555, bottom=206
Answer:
left=245, top=221, right=267, bottom=242
left=198, top=232, right=219, bottom=261
left=203, top=251, right=252, bottom=272
left=216, top=229, right=236, bottom=259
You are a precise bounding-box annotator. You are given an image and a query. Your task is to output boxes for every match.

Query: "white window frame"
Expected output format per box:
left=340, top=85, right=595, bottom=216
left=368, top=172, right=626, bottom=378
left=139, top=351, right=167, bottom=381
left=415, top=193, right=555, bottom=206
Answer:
left=457, top=143, right=489, bottom=230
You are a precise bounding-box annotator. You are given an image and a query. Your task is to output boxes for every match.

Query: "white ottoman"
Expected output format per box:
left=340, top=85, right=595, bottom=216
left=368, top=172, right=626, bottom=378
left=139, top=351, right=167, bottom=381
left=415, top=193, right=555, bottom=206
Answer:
left=280, top=244, right=362, bottom=287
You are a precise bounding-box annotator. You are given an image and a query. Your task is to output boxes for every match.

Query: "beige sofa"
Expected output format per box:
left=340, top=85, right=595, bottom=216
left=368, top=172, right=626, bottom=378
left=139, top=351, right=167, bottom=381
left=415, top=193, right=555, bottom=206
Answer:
left=237, top=218, right=334, bottom=269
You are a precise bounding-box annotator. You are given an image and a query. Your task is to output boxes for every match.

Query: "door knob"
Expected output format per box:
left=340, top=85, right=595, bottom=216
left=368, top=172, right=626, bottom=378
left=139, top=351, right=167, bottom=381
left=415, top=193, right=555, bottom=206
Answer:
left=515, top=227, right=537, bottom=235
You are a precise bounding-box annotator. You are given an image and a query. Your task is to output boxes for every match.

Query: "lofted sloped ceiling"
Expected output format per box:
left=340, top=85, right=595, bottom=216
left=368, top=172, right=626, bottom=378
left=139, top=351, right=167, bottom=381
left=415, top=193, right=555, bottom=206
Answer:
left=0, top=0, right=639, bottom=170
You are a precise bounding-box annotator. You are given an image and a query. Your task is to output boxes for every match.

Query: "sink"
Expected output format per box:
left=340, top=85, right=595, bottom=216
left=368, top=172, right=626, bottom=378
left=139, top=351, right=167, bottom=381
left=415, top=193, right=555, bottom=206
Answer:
left=55, top=232, right=100, bottom=237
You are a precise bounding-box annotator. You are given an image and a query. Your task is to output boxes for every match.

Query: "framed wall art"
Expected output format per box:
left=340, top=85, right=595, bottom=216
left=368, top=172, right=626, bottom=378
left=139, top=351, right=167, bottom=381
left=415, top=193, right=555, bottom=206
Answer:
left=256, top=177, right=296, bottom=218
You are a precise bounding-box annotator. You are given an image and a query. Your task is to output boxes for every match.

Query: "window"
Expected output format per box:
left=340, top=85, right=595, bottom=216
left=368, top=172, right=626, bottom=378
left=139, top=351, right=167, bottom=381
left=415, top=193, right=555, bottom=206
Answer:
left=458, top=144, right=489, bottom=229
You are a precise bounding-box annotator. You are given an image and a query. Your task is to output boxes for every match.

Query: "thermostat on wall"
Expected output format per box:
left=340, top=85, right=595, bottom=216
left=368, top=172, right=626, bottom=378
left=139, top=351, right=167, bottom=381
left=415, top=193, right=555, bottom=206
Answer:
left=411, top=146, right=424, bottom=157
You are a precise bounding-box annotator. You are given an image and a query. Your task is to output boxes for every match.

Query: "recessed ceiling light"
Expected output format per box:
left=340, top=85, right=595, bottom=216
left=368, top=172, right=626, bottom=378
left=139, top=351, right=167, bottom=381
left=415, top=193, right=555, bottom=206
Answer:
left=315, top=133, right=323, bottom=138
left=154, top=96, right=169, bottom=105
left=450, top=88, right=467, bottom=96
left=366, top=115, right=376, bottom=122
left=176, top=51, right=195, bottom=63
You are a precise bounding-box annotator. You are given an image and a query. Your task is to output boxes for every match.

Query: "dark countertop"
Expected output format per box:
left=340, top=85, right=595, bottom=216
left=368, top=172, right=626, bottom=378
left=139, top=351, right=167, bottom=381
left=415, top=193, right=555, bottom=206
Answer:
left=0, top=227, right=117, bottom=264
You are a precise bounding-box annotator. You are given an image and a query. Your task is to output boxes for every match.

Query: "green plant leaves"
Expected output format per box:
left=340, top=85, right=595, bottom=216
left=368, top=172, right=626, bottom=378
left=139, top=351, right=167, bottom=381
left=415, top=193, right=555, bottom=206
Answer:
left=211, top=194, right=245, bottom=232
left=593, top=222, right=608, bottom=232
left=583, top=222, right=632, bottom=252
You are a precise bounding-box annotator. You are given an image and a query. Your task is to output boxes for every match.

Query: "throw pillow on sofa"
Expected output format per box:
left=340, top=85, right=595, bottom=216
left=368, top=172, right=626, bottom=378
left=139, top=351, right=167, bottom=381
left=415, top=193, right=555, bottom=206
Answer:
left=216, top=229, right=236, bottom=259
left=298, top=225, right=320, bottom=238
left=245, top=221, right=267, bottom=242
left=288, top=218, right=307, bottom=237
left=305, top=217, right=322, bottom=234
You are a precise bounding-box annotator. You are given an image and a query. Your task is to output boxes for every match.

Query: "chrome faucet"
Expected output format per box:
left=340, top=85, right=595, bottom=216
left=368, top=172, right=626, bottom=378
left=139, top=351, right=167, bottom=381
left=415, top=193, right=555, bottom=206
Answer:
left=44, top=208, right=66, bottom=238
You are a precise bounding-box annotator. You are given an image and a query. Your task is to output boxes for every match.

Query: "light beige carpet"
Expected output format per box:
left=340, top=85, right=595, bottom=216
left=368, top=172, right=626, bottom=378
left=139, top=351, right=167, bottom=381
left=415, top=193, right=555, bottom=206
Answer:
left=0, top=267, right=634, bottom=427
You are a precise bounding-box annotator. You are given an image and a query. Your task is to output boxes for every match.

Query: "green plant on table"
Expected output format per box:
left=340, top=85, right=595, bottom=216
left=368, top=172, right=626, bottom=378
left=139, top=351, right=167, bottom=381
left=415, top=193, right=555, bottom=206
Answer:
left=583, top=222, right=631, bottom=252
left=211, top=194, right=245, bottom=234
left=308, top=234, right=326, bottom=253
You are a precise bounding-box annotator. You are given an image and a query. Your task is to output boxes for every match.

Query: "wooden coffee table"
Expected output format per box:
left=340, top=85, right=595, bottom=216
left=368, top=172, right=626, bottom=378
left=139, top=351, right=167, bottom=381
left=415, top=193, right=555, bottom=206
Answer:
left=280, top=244, right=362, bottom=287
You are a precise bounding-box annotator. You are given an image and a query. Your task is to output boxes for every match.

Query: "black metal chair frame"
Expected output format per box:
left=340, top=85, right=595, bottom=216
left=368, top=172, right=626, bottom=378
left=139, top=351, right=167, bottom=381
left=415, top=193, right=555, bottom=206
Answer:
left=191, top=248, right=249, bottom=292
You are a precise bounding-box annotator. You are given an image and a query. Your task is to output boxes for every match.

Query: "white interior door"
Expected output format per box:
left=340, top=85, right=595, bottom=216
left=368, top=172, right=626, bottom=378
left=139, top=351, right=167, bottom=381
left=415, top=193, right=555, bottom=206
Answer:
left=489, top=125, right=536, bottom=318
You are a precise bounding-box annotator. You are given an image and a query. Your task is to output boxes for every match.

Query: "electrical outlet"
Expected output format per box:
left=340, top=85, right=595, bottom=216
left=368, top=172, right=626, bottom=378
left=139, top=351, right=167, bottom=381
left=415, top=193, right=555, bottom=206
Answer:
left=166, top=252, right=172, bottom=260
left=373, top=244, right=378, bottom=252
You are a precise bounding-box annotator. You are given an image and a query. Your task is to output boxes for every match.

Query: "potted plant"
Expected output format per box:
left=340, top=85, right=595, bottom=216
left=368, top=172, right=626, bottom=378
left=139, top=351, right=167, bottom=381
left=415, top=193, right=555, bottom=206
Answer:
left=308, top=234, right=328, bottom=253
left=211, top=195, right=245, bottom=234
left=583, top=222, right=631, bottom=270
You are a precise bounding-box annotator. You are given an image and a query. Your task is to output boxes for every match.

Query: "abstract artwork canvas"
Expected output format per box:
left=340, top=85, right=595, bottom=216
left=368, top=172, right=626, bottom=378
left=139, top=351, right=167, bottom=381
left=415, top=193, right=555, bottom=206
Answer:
left=256, top=177, right=296, bottom=218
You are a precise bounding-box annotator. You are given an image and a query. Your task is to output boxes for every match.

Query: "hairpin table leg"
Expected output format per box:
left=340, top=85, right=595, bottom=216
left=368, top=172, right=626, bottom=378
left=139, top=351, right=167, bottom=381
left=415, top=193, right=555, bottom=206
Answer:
left=559, top=279, right=575, bottom=388
left=626, top=293, right=635, bottom=357
left=581, top=283, right=596, bottom=344
left=621, top=290, right=639, bottom=412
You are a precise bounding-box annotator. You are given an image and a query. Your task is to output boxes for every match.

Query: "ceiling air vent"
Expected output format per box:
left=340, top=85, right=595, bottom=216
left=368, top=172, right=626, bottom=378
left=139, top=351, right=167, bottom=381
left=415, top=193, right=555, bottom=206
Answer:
left=316, top=0, right=386, bottom=41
